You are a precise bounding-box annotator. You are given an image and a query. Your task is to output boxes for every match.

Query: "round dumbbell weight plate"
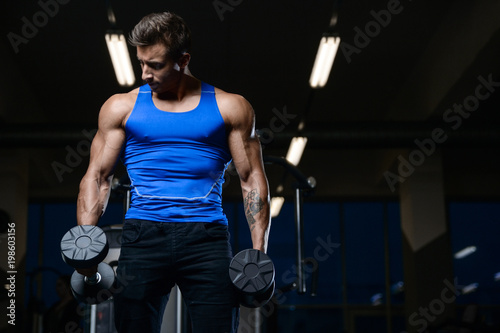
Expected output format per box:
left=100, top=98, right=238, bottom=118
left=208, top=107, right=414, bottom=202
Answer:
left=61, top=225, right=109, bottom=269
left=229, top=249, right=275, bottom=308
left=239, top=279, right=275, bottom=309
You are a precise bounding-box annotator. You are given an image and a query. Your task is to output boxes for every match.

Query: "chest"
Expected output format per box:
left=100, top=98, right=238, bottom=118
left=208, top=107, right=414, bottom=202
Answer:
left=126, top=101, right=227, bottom=146
left=152, top=93, right=201, bottom=113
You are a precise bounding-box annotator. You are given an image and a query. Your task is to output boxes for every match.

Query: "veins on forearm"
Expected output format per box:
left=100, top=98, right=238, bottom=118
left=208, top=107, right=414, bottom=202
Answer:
left=244, top=189, right=264, bottom=231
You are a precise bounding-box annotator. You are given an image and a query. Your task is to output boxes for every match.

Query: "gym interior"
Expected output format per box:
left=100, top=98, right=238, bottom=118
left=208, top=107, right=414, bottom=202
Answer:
left=1, top=0, right=500, bottom=332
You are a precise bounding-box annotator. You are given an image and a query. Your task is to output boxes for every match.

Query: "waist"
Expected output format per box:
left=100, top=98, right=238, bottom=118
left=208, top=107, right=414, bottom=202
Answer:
left=125, top=194, right=228, bottom=225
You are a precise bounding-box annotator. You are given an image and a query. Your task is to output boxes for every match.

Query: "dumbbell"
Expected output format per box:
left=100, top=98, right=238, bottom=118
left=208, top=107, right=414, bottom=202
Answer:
left=229, top=249, right=275, bottom=308
left=60, top=225, right=116, bottom=304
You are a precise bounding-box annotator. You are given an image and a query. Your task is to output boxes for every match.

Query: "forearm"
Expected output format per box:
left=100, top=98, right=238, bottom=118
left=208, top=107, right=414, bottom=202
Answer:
left=242, top=174, right=270, bottom=253
left=76, top=174, right=113, bottom=226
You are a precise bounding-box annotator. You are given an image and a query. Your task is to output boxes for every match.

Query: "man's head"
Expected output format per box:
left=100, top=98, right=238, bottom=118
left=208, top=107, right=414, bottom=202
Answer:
left=129, top=12, right=191, bottom=63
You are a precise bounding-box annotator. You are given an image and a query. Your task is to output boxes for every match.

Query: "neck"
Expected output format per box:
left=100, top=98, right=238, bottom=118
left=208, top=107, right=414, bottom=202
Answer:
left=155, top=70, right=199, bottom=102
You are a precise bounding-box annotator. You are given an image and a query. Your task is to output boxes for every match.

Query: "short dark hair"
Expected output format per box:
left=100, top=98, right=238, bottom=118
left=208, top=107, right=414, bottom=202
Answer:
left=129, top=12, right=191, bottom=62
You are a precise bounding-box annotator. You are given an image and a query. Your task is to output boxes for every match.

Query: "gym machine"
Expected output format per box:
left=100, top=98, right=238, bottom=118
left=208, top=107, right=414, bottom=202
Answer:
left=263, top=155, right=317, bottom=296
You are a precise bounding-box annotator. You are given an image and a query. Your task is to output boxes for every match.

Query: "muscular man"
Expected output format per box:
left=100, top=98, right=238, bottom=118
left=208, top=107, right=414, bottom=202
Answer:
left=76, top=12, right=270, bottom=333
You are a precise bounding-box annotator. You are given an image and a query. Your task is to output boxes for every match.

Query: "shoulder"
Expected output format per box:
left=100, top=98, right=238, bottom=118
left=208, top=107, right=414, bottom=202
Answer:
left=214, top=87, right=254, bottom=129
left=99, top=87, right=140, bottom=128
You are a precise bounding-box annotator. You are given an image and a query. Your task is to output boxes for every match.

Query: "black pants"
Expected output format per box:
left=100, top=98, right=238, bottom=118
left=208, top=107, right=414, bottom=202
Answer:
left=114, top=219, right=239, bottom=333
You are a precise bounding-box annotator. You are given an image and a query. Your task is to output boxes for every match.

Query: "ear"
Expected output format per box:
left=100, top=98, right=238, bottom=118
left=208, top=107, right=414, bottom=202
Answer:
left=177, top=53, right=191, bottom=69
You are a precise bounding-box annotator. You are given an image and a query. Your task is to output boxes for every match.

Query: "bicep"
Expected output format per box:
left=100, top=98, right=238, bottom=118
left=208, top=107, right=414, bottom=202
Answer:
left=229, top=131, right=264, bottom=182
left=86, top=97, right=127, bottom=179
left=226, top=98, right=265, bottom=182
left=87, top=129, right=124, bottom=178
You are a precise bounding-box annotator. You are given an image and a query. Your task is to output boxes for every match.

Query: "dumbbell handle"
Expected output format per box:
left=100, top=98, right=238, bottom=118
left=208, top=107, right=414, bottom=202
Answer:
left=84, top=272, right=102, bottom=285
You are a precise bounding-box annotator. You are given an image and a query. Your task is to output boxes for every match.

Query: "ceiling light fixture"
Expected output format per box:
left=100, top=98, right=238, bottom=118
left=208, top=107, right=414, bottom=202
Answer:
left=105, top=1, right=135, bottom=87
left=286, top=137, right=308, bottom=166
left=309, top=11, right=341, bottom=88
left=454, top=246, right=477, bottom=259
left=461, top=283, right=479, bottom=295
left=309, top=35, right=341, bottom=88
left=105, top=33, right=135, bottom=87
left=270, top=197, right=285, bottom=218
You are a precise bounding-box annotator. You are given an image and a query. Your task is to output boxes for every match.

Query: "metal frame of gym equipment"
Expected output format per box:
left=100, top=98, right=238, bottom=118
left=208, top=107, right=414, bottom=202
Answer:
left=263, top=156, right=317, bottom=295
left=249, top=156, right=318, bottom=332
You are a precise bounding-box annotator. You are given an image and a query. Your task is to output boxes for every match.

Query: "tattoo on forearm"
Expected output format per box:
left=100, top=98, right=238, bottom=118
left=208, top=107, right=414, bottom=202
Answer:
left=244, top=189, right=264, bottom=231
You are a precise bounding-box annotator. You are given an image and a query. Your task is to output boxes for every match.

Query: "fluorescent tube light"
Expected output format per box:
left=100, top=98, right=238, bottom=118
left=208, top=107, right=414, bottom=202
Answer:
left=286, top=137, right=308, bottom=166
left=309, top=35, right=340, bottom=88
left=454, top=246, right=477, bottom=259
left=270, top=197, right=285, bottom=218
left=461, top=283, right=478, bottom=295
left=105, top=32, right=135, bottom=87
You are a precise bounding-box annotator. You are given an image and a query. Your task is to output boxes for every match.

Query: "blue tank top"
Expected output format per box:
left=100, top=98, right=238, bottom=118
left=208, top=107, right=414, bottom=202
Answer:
left=121, top=82, right=232, bottom=224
